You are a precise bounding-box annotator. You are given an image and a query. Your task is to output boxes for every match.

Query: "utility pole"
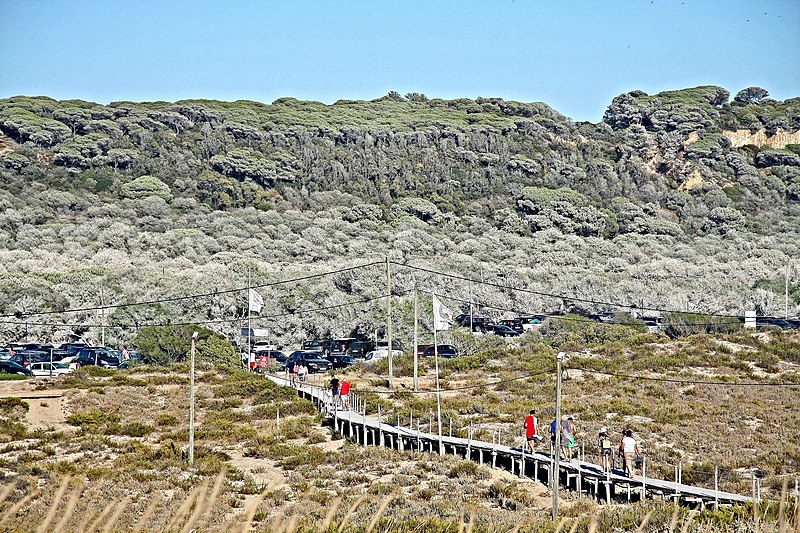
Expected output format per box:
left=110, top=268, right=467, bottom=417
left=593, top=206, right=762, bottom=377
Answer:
left=189, top=331, right=198, bottom=465
left=552, top=351, right=565, bottom=521
left=100, top=287, right=106, bottom=347
left=786, top=263, right=791, bottom=319
left=413, top=283, right=419, bottom=391
left=386, top=256, right=393, bottom=389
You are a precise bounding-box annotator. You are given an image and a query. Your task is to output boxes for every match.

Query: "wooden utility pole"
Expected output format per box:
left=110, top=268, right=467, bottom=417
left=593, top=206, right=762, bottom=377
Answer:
left=386, top=256, right=393, bottom=389
left=413, top=283, right=419, bottom=391
left=552, top=351, right=565, bottom=521
left=786, top=263, right=790, bottom=319
left=189, top=332, right=197, bottom=465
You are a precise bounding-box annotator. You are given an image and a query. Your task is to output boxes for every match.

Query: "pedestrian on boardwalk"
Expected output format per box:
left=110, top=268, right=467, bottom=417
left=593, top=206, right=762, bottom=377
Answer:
left=340, top=378, right=351, bottom=410
left=619, top=429, right=641, bottom=476
left=330, top=376, right=340, bottom=409
left=549, top=417, right=558, bottom=455
left=598, top=427, right=613, bottom=472
left=298, top=364, right=308, bottom=386
left=524, top=409, right=542, bottom=452
left=561, top=415, right=576, bottom=461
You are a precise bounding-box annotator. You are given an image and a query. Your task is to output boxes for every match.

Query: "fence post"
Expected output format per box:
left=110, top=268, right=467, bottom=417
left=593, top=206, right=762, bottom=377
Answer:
left=714, top=465, right=719, bottom=510
left=642, top=456, right=646, bottom=501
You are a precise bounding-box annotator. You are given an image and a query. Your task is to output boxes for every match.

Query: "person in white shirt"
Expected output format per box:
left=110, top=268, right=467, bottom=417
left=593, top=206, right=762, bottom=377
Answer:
left=619, top=429, right=641, bottom=476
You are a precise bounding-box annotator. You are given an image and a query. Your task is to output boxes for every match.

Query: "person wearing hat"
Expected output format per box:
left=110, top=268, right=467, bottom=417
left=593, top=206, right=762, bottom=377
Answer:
left=598, top=428, right=613, bottom=472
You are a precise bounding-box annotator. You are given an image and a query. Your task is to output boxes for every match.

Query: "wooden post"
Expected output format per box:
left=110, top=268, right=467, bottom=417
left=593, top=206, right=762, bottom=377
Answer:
left=714, top=465, right=719, bottom=510
left=386, top=256, right=394, bottom=389
left=413, top=284, right=419, bottom=391
left=378, top=404, right=383, bottom=447
left=552, top=352, right=564, bottom=521
left=642, top=456, right=646, bottom=501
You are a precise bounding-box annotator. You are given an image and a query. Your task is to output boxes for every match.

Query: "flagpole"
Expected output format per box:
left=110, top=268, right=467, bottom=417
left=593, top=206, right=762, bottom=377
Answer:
left=433, top=293, right=443, bottom=456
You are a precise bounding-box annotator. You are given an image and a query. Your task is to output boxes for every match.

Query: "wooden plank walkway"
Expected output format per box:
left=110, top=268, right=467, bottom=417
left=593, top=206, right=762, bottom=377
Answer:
left=270, top=375, right=752, bottom=509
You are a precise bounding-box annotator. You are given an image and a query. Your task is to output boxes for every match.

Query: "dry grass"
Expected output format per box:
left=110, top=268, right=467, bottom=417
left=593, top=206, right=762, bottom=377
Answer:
left=0, top=331, right=797, bottom=531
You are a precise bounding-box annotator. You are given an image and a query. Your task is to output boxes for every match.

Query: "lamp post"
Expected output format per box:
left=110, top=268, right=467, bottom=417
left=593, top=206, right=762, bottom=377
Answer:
left=188, top=331, right=198, bottom=465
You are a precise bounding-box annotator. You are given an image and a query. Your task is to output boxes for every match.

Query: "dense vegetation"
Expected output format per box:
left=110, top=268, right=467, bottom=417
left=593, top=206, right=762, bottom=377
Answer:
left=0, top=86, right=798, bottom=348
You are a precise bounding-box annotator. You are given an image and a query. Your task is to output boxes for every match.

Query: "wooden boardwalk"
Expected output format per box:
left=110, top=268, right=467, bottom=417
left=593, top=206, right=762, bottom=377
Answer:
left=271, top=375, right=752, bottom=509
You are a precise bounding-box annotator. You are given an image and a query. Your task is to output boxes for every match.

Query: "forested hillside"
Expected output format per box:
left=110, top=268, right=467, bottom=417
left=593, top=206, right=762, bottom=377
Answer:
left=1, top=86, right=798, bottom=347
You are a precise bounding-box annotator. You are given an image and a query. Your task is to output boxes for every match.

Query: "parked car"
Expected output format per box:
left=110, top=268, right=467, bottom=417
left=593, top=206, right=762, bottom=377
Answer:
left=0, top=360, right=32, bottom=376
left=517, top=315, right=546, bottom=331
left=421, top=345, right=459, bottom=358
left=416, top=344, right=434, bottom=358
left=455, top=315, right=495, bottom=328
left=30, top=362, right=74, bottom=377
left=0, top=352, right=29, bottom=368
left=485, top=324, right=520, bottom=337
left=346, top=341, right=375, bottom=358
left=76, top=348, right=120, bottom=368
left=287, top=351, right=332, bottom=373
left=375, top=339, right=403, bottom=350
left=301, top=340, right=326, bottom=352
left=59, top=342, right=88, bottom=355
left=326, top=354, right=355, bottom=369
left=328, top=338, right=358, bottom=356
left=54, top=355, right=80, bottom=370
left=498, top=319, right=524, bottom=333
left=364, top=349, right=403, bottom=363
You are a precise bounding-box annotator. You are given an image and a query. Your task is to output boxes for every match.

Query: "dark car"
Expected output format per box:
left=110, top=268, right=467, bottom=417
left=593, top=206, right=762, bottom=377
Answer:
left=301, top=340, right=326, bottom=352
left=347, top=341, right=375, bottom=358
left=0, top=352, right=30, bottom=368
left=485, top=324, right=521, bottom=337
left=416, top=344, right=434, bottom=358
left=76, top=348, right=120, bottom=368
left=498, top=319, right=524, bottom=333
left=287, top=351, right=333, bottom=373
left=422, top=345, right=459, bottom=358
left=326, top=354, right=355, bottom=369
left=59, top=342, right=89, bottom=355
left=756, top=318, right=791, bottom=330
left=0, top=360, right=33, bottom=376
left=455, top=315, right=495, bottom=328
left=328, top=338, right=358, bottom=356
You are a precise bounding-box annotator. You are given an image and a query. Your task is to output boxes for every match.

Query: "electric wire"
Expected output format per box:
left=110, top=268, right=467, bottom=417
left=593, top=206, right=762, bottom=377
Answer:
left=391, top=260, right=746, bottom=319
left=0, top=291, right=398, bottom=330
left=0, top=261, right=383, bottom=319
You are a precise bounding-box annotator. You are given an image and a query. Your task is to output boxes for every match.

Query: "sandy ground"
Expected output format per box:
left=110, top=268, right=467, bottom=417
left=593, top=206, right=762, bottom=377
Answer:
left=0, top=378, right=71, bottom=430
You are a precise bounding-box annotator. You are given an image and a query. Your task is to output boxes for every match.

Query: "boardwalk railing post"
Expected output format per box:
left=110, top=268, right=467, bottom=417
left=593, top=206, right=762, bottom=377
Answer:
left=642, top=456, right=646, bottom=501
left=449, top=417, right=452, bottom=438
left=276, top=407, right=280, bottom=428
left=378, top=404, right=383, bottom=447
left=714, top=465, right=719, bottom=510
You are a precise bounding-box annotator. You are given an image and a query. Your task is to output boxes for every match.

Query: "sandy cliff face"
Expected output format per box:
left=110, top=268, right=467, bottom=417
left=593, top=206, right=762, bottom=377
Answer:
left=723, top=128, right=800, bottom=149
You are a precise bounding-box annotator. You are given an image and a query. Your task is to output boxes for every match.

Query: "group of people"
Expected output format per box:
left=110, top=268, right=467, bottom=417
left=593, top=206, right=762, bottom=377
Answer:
left=286, top=362, right=309, bottom=387
left=523, top=410, right=642, bottom=476
left=329, top=376, right=351, bottom=410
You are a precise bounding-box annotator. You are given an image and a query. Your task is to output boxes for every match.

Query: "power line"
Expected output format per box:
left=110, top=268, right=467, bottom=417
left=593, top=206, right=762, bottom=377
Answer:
left=0, top=261, right=383, bottom=320
left=0, top=292, right=396, bottom=331
left=573, top=367, right=800, bottom=387
left=431, top=291, right=740, bottom=329
left=392, top=260, right=744, bottom=319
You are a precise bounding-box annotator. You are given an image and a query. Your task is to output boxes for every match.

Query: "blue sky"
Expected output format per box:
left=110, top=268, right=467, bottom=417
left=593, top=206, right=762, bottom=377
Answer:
left=1, top=0, right=797, bottom=121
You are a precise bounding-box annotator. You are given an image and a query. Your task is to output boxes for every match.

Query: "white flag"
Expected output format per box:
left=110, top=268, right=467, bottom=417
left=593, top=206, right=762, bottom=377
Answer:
left=248, top=288, right=263, bottom=313
left=432, top=294, right=453, bottom=331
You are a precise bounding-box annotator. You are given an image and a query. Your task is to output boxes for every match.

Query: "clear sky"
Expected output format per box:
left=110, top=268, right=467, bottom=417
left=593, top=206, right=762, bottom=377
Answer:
left=1, top=0, right=797, bottom=122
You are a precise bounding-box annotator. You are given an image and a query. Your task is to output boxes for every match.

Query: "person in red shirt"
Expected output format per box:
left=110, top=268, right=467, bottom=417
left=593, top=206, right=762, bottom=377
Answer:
left=524, top=409, right=542, bottom=452
left=339, top=379, right=351, bottom=410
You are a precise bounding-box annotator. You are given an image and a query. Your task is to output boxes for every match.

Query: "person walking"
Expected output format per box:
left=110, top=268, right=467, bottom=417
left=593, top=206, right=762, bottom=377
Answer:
left=619, top=429, right=641, bottom=477
left=298, top=364, right=308, bottom=386
left=561, top=415, right=576, bottom=461
left=524, top=409, right=542, bottom=452
left=598, top=427, right=613, bottom=472
left=549, top=417, right=558, bottom=456
left=330, top=376, right=340, bottom=409
left=340, top=378, right=351, bottom=410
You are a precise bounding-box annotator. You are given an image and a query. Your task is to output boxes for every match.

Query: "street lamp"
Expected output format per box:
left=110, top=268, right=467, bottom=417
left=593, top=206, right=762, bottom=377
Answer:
left=188, top=331, right=198, bottom=465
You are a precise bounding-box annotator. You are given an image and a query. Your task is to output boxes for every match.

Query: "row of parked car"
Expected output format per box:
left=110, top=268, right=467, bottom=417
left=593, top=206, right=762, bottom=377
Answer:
left=0, top=342, right=140, bottom=377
